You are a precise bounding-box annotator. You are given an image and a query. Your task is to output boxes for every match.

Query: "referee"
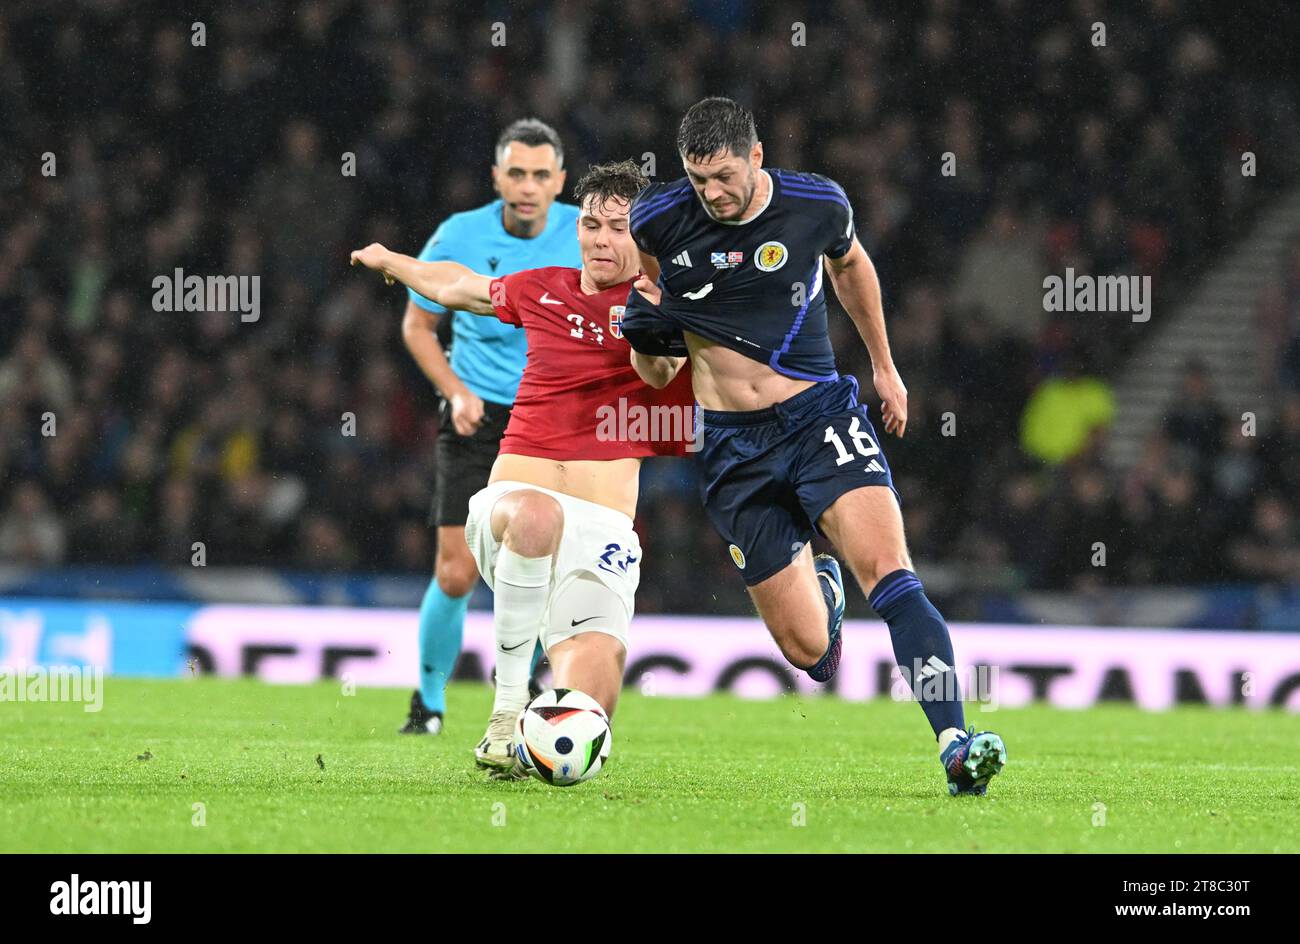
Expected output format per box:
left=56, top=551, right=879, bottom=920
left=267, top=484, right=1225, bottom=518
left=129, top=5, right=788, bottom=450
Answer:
left=399, top=118, right=580, bottom=734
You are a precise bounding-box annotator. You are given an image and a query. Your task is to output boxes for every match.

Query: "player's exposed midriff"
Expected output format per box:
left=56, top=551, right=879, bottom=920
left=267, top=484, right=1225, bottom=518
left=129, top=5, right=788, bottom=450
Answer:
left=684, top=331, right=815, bottom=412
left=487, top=453, right=642, bottom=519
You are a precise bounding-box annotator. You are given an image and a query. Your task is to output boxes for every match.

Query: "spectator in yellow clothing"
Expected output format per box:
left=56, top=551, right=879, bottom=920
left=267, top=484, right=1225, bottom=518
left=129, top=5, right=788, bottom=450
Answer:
left=169, top=400, right=260, bottom=481
left=1020, top=356, right=1116, bottom=463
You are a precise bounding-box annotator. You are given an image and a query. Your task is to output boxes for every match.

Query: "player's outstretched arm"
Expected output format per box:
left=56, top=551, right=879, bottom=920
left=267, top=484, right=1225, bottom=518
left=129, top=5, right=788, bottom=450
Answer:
left=824, top=239, right=908, bottom=437
left=350, top=243, right=496, bottom=315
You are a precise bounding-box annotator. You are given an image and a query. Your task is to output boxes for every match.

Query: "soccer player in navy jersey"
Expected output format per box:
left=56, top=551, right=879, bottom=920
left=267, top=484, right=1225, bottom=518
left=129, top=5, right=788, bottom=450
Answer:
left=623, top=97, right=1005, bottom=795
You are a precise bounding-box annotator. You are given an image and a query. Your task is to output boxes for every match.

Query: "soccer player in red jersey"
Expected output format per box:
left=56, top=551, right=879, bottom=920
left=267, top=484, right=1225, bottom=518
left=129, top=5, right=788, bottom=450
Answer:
left=351, top=161, right=692, bottom=775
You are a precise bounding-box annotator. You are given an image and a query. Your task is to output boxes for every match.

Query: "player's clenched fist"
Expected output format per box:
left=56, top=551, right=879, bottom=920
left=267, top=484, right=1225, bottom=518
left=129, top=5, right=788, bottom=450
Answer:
left=350, top=243, right=394, bottom=283
left=632, top=274, right=661, bottom=306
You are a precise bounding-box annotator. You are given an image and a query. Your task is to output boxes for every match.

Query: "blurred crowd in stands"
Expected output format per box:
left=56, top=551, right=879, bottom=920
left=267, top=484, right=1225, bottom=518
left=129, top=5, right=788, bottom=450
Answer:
left=1, top=0, right=1298, bottom=614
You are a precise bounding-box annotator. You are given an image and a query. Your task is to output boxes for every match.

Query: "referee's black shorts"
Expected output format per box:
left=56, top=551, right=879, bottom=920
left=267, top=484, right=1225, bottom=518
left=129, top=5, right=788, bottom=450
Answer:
left=430, top=396, right=512, bottom=528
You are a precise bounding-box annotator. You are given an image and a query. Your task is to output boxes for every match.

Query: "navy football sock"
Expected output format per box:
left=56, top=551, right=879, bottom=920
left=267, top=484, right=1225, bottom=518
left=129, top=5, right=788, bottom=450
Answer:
left=869, top=569, right=966, bottom=739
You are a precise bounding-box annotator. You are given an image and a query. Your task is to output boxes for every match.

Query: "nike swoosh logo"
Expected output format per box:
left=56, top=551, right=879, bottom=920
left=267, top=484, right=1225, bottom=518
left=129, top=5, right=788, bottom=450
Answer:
left=500, top=640, right=530, bottom=651
left=569, top=615, right=604, bottom=627
left=682, top=283, right=713, bottom=300
left=540, top=292, right=563, bottom=305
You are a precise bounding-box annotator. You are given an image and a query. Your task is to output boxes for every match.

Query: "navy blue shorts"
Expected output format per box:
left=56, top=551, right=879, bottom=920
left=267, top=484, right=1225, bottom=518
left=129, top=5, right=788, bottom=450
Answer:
left=699, top=376, right=899, bottom=586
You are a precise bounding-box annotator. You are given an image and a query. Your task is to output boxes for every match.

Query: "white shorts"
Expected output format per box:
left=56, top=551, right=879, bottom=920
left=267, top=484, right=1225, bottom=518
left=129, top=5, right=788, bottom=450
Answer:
left=464, top=480, right=641, bottom=650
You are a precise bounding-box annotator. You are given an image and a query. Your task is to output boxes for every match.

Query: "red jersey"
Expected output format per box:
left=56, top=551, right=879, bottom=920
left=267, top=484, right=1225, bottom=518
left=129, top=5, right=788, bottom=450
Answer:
left=488, top=267, right=695, bottom=461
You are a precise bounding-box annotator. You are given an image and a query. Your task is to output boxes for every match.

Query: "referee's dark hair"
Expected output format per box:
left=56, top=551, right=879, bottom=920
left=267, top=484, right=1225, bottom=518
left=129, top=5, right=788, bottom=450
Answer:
left=572, top=160, right=649, bottom=213
left=676, top=97, right=757, bottom=161
left=495, top=118, right=565, bottom=168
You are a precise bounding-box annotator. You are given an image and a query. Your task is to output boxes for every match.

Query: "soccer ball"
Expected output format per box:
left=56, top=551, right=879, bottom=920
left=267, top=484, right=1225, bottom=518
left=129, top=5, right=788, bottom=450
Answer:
left=513, top=689, right=612, bottom=786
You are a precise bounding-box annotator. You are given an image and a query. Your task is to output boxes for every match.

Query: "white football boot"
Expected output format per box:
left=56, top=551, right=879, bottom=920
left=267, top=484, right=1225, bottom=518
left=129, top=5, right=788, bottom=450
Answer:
left=474, top=709, right=520, bottom=770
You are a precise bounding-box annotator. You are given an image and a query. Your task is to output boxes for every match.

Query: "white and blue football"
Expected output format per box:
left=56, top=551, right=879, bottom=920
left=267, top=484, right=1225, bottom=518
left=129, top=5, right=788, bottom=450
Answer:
left=514, top=689, right=612, bottom=787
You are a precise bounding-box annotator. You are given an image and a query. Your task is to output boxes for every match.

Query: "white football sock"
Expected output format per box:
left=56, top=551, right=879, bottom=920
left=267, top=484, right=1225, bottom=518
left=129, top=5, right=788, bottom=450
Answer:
left=938, top=727, right=964, bottom=752
left=491, top=546, right=553, bottom=715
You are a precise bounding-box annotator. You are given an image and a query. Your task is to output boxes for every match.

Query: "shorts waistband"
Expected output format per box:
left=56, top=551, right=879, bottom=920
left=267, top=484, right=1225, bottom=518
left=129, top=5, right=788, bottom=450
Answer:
left=701, top=376, right=857, bottom=428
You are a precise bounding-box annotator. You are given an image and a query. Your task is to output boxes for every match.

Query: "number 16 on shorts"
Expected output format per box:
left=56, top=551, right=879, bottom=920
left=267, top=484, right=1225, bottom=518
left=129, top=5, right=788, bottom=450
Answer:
left=824, top=415, right=883, bottom=470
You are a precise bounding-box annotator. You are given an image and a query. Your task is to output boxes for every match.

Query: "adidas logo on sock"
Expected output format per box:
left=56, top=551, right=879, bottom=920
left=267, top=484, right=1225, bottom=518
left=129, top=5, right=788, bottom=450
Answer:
left=915, top=655, right=952, bottom=681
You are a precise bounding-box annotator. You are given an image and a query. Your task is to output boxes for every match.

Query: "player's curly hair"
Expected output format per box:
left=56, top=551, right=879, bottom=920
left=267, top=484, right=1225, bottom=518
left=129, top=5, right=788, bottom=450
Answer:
left=677, top=96, right=757, bottom=160
left=572, top=159, right=649, bottom=213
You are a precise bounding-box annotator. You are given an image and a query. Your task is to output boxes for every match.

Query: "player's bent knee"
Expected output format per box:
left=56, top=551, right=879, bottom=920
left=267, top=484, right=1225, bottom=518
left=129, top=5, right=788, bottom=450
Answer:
left=495, top=490, right=564, bottom=557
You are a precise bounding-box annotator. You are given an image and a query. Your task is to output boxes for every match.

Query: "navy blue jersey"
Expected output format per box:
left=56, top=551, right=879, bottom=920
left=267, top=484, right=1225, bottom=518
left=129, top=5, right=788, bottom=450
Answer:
left=628, top=169, right=855, bottom=381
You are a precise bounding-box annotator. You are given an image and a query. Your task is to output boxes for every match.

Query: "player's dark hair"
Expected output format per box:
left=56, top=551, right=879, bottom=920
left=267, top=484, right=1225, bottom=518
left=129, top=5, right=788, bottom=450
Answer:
left=495, top=117, right=565, bottom=168
left=572, top=159, right=649, bottom=213
left=676, top=96, right=757, bottom=161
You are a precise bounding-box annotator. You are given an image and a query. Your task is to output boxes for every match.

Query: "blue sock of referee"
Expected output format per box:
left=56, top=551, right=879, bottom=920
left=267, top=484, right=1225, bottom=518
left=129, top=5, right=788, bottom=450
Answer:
left=418, top=580, right=547, bottom=713
left=868, top=569, right=966, bottom=742
left=418, top=579, right=470, bottom=715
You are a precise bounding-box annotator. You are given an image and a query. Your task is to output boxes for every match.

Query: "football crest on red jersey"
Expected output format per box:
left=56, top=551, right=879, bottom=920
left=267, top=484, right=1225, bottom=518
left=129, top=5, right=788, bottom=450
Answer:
left=609, top=305, right=626, bottom=339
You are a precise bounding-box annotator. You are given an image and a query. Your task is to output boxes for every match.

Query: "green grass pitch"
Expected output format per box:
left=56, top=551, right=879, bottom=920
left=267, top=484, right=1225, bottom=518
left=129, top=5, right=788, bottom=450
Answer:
left=3, top=676, right=1298, bottom=853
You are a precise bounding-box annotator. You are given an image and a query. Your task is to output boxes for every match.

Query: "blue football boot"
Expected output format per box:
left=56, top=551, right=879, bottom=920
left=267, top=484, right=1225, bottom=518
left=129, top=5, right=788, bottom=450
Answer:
left=941, top=727, right=1006, bottom=796
left=807, top=553, right=845, bottom=682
